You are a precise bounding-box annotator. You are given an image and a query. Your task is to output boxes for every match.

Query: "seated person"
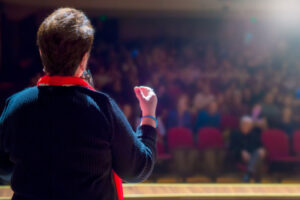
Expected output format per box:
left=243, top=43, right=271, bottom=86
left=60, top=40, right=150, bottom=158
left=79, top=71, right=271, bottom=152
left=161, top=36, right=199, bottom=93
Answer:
left=279, top=107, right=298, bottom=154
left=279, top=107, right=297, bottom=138
left=192, top=85, right=215, bottom=113
left=194, top=101, right=220, bottom=132
left=166, top=94, right=192, bottom=129
left=261, top=92, right=280, bottom=128
left=229, top=116, right=266, bottom=182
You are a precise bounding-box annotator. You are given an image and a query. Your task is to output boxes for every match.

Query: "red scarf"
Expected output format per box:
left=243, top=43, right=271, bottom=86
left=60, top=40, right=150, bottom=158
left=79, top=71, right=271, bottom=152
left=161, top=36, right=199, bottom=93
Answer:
left=37, top=75, right=124, bottom=200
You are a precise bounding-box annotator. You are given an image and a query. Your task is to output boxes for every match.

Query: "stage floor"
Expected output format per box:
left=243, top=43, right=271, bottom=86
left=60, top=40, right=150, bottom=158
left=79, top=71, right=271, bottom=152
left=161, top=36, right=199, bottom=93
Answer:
left=0, top=184, right=299, bottom=199
left=124, top=183, right=300, bottom=199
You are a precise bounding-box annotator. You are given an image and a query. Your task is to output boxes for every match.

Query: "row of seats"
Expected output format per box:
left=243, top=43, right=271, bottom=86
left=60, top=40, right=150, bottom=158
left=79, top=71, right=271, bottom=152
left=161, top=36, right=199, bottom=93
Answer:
left=157, top=127, right=300, bottom=163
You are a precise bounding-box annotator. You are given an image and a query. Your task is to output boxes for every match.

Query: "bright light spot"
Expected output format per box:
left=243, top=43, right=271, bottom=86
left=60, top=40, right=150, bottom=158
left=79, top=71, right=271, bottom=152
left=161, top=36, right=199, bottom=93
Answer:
left=269, top=0, right=300, bottom=28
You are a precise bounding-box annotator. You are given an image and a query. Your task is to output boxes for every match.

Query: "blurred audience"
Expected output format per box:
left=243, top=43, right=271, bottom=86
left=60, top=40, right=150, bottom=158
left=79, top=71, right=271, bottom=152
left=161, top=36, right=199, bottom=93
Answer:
left=1, top=20, right=300, bottom=181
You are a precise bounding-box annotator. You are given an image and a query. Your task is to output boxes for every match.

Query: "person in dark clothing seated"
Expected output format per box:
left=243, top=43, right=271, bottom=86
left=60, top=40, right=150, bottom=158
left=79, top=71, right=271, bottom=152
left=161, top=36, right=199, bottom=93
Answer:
left=229, top=116, right=266, bottom=182
left=194, top=101, right=221, bottom=132
left=0, top=8, right=157, bottom=200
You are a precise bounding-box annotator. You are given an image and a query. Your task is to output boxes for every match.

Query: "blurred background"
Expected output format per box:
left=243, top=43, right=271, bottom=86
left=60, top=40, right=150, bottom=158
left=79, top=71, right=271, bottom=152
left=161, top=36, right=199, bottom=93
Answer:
left=0, top=0, right=300, bottom=184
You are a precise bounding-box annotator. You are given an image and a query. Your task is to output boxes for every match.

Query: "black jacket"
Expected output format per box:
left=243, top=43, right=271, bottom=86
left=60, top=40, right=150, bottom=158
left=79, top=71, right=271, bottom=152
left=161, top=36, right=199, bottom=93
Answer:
left=229, top=129, right=263, bottom=161
left=0, top=86, right=157, bottom=200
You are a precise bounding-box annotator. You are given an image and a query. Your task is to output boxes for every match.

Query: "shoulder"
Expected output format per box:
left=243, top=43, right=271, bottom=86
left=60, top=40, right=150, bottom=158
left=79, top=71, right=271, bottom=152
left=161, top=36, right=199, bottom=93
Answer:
left=76, top=87, right=118, bottom=113
left=5, top=86, right=38, bottom=107
left=197, top=111, right=207, bottom=117
left=184, top=111, right=191, bottom=117
left=70, top=86, right=111, bottom=107
left=77, top=87, right=111, bottom=102
left=231, top=131, right=242, bottom=138
left=1, top=86, right=38, bottom=118
left=168, top=110, right=177, bottom=116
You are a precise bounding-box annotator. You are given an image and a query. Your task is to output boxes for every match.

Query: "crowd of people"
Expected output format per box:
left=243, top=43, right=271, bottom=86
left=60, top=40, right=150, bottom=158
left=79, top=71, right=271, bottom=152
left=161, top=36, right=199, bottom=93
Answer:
left=1, top=20, right=300, bottom=182
left=86, top=39, right=300, bottom=134
left=74, top=37, right=299, bottom=181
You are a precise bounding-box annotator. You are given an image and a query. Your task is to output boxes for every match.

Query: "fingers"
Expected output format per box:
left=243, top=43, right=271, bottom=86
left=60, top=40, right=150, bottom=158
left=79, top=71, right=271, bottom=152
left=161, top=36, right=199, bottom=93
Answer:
left=134, top=87, right=142, bottom=101
left=134, top=86, right=156, bottom=101
left=134, top=86, right=157, bottom=117
left=139, top=87, right=151, bottom=97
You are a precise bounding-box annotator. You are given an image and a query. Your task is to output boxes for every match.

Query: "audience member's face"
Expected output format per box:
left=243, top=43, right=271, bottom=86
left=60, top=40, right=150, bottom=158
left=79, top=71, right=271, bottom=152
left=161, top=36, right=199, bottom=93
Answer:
left=282, top=107, right=292, bottom=123
left=283, top=96, right=293, bottom=107
left=203, top=85, right=211, bottom=95
left=270, top=87, right=279, bottom=96
left=208, top=101, right=218, bottom=114
left=113, top=80, right=122, bottom=92
left=177, top=95, right=189, bottom=112
left=123, top=104, right=132, bottom=119
left=264, top=93, right=274, bottom=104
left=217, top=94, right=224, bottom=105
left=233, top=94, right=242, bottom=105
left=151, top=74, right=160, bottom=87
left=253, top=84, right=262, bottom=94
left=240, top=121, right=253, bottom=134
left=222, top=59, right=231, bottom=69
left=158, top=85, right=166, bottom=96
left=196, top=80, right=203, bottom=90
left=243, top=89, right=252, bottom=101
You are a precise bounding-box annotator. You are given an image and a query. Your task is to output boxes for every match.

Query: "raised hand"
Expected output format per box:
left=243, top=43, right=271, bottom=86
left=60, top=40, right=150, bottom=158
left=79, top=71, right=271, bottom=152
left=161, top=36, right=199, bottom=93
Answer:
left=134, top=86, right=158, bottom=127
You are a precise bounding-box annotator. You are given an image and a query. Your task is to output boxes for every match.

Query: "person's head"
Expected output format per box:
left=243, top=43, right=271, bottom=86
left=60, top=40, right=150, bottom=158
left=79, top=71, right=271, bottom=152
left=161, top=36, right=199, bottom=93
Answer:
left=243, top=88, right=252, bottom=101
left=216, top=93, right=224, bottom=105
left=207, top=101, right=218, bottom=115
left=37, top=8, right=94, bottom=77
left=123, top=104, right=133, bottom=119
left=202, top=84, right=211, bottom=95
left=177, top=94, right=189, bottom=112
left=283, top=95, right=293, bottom=107
left=282, top=107, right=292, bottom=123
left=264, top=92, right=275, bottom=104
left=233, top=91, right=242, bottom=105
left=240, top=116, right=254, bottom=134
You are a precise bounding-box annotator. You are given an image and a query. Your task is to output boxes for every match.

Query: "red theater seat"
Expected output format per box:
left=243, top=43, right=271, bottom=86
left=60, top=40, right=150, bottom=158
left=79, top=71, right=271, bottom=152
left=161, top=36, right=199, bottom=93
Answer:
left=156, top=133, right=171, bottom=160
left=221, top=114, right=239, bottom=131
left=197, top=127, right=224, bottom=150
left=167, top=127, right=194, bottom=151
left=293, top=130, right=300, bottom=154
left=261, top=129, right=300, bottom=162
left=269, top=156, right=300, bottom=162
left=262, top=129, right=288, bottom=161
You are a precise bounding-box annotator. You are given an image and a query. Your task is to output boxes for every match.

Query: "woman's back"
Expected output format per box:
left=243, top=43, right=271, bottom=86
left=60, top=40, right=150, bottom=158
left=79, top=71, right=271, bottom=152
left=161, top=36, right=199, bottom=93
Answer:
left=1, top=86, right=157, bottom=200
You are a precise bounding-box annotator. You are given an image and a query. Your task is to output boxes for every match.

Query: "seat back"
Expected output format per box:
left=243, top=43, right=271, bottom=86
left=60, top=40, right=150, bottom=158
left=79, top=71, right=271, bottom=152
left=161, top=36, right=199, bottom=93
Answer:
left=261, top=129, right=289, bottom=160
left=156, top=133, right=165, bottom=155
left=167, top=127, right=194, bottom=151
left=221, top=114, right=239, bottom=131
left=293, top=130, right=300, bottom=154
left=197, top=127, right=224, bottom=150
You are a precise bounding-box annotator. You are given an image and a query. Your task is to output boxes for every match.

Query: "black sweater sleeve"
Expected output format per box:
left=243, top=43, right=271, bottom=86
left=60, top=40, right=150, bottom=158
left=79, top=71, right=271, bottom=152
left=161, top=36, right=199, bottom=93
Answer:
left=108, top=97, right=157, bottom=183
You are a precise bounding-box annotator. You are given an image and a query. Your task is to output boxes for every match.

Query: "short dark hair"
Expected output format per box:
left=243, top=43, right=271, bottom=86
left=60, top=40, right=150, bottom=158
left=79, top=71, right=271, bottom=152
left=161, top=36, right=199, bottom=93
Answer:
left=37, top=8, right=94, bottom=76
